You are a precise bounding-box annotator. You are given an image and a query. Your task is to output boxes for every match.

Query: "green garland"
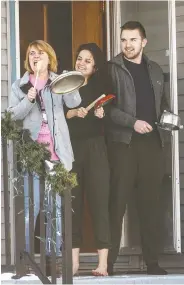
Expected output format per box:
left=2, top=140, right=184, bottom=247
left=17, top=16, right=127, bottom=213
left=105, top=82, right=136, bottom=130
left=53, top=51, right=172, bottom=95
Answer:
left=1, top=111, right=77, bottom=195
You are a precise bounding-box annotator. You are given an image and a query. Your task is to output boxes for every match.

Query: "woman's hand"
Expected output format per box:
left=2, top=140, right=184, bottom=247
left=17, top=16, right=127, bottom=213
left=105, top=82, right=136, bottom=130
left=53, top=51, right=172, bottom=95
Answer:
left=27, top=87, right=37, bottom=102
left=66, top=107, right=88, bottom=119
left=94, top=107, right=104, bottom=118
left=76, top=107, right=88, bottom=118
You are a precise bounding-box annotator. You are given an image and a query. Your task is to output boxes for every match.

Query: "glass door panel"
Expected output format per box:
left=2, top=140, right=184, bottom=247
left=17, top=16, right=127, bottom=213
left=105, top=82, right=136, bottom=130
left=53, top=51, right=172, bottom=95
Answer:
left=117, top=0, right=181, bottom=254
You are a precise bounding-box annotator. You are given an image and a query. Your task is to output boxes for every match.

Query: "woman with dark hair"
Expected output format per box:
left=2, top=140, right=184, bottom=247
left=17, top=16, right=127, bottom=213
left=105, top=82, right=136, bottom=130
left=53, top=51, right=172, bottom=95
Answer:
left=65, top=43, right=111, bottom=276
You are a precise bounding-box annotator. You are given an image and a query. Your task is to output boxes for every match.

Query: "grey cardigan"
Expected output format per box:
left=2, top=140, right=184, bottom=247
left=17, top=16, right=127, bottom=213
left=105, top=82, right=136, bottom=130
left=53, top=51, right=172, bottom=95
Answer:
left=8, top=71, right=81, bottom=171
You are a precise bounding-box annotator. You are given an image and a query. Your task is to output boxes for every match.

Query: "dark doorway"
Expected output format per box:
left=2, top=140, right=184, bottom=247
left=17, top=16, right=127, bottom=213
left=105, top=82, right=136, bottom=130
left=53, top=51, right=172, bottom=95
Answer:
left=47, top=1, right=72, bottom=73
left=19, top=1, right=72, bottom=75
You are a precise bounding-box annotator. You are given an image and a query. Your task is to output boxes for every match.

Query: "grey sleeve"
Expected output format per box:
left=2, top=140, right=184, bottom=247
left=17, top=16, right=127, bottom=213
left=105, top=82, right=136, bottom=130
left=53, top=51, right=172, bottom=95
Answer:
left=62, top=90, right=81, bottom=108
left=108, top=63, right=137, bottom=128
left=7, top=82, right=36, bottom=120
left=110, top=106, right=137, bottom=128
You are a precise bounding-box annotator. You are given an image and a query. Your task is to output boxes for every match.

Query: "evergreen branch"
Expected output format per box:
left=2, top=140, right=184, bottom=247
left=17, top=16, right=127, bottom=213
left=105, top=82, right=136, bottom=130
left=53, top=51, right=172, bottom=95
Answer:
left=1, top=111, right=77, bottom=194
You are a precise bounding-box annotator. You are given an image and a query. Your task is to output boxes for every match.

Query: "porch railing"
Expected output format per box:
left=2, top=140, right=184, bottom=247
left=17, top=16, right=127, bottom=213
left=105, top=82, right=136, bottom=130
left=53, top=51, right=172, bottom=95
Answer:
left=2, top=138, right=73, bottom=284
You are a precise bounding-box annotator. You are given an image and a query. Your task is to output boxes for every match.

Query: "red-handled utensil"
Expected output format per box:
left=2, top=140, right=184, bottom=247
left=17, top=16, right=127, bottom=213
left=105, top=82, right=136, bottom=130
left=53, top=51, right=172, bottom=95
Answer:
left=94, top=94, right=115, bottom=109
left=86, top=94, right=106, bottom=111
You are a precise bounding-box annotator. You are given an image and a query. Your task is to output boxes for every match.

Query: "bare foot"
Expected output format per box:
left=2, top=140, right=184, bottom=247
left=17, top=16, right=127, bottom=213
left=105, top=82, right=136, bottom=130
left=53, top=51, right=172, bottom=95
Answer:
left=73, top=262, right=79, bottom=276
left=92, top=266, right=108, bottom=276
left=92, top=248, right=108, bottom=276
left=72, top=248, right=80, bottom=276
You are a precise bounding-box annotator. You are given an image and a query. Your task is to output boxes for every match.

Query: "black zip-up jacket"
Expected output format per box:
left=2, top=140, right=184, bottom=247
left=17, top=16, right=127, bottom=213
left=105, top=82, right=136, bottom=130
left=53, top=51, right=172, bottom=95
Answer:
left=106, top=53, right=170, bottom=146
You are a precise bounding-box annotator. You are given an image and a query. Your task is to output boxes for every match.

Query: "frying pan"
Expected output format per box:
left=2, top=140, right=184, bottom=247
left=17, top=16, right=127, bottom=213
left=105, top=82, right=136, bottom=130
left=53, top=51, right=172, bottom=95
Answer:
left=86, top=94, right=106, bottom=111
left=86, top=94, right=115, bottom=111
left=50, top=71, right=85, bottom=94
left=94, top=94, right=115, bottom=109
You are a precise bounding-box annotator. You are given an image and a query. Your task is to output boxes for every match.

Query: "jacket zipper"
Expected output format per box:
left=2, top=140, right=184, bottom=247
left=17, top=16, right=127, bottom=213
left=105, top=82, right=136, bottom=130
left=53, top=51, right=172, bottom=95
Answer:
left=146, top=64, right=164, bottom=147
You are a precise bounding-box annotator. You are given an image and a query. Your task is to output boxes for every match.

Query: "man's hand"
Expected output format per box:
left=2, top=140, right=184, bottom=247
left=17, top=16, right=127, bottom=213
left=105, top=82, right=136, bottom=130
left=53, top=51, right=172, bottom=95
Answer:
left=27, top=87, right=37, bottom=102
left=134, top=120, right=153, bottom=134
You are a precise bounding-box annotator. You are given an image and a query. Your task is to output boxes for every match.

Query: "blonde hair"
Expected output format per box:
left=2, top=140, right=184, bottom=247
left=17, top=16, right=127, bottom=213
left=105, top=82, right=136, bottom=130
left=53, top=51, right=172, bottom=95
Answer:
left=24, top=40, right=58, bottom=73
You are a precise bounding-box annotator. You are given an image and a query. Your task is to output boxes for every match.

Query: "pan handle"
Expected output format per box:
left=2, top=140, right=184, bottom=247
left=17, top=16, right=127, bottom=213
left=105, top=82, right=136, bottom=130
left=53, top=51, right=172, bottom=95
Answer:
left=86, top=94, right=106, bottom=111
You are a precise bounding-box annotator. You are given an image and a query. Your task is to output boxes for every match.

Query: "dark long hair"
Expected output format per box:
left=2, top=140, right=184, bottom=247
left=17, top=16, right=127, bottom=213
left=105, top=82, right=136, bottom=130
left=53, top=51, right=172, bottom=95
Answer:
left=75, top=43, right=109, bottom=92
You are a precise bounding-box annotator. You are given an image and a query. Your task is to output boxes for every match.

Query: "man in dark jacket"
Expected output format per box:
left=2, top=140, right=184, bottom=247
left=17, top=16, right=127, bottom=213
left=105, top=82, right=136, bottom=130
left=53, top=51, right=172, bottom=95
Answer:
left=107, top=21, right=170, bottom=275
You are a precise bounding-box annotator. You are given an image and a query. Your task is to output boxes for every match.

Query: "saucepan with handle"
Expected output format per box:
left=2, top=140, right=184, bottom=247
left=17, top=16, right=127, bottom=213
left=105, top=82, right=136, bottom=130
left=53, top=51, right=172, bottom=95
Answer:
left=156, top=110, right=183, bottom=131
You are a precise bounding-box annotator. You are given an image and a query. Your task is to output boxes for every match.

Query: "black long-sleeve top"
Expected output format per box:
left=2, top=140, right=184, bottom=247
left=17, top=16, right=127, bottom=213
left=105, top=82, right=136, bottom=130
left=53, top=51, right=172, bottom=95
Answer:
left=123, top=57, right=157, bottom=128
left=64, top=72, right=112, bottom=140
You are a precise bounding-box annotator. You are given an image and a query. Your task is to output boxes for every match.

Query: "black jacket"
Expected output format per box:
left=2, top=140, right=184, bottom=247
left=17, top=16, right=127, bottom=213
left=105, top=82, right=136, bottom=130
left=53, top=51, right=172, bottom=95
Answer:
left=106, top=53, right=170, bottom=146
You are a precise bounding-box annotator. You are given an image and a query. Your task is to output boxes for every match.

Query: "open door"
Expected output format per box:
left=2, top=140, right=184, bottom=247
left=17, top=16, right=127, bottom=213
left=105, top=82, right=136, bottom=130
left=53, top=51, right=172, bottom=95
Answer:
left=19, top=1, right=73, bottom=75
left=72, top=1, right=104, bottom=63
left=71, top=1, right=104, bottom=253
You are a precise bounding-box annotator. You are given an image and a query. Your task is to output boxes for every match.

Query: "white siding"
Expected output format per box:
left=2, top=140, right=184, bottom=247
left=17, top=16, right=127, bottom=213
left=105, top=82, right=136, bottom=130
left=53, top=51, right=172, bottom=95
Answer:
left=1, top=1, right=9, bottom=112
left=1, top=0, right=9, bottom=265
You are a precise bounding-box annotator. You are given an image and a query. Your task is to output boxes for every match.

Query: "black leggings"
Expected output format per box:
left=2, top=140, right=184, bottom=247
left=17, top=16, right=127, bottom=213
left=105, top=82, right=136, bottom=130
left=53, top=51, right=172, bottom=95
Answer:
left=71, top=136, right=111, bottom=249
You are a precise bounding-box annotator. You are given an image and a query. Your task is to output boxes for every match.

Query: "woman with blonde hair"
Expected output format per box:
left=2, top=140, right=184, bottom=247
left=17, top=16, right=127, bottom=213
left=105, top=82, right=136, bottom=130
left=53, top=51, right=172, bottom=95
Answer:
left=8, top=40, right=81, bottom=268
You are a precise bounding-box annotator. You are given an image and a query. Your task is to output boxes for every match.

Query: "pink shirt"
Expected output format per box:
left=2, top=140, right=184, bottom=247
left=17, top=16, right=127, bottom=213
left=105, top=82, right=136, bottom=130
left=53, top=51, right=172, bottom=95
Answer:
left=29, top=74, right=59, bottom=161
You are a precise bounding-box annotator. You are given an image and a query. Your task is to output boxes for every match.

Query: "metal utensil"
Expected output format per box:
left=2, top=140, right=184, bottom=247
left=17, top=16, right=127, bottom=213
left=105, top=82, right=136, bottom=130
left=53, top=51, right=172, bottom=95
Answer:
left=44, top=160, right=59, bottom=176
left=50, top=71, right=85, bottom=94
left=34, top=61, right=42, bottom=89
left=156, top=110, right=183, bottom=131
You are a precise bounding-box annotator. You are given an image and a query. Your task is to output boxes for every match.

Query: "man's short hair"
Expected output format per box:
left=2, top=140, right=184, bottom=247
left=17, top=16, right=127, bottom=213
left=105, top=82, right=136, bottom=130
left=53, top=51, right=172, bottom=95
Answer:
left=121, top=21, right=146, bottom=39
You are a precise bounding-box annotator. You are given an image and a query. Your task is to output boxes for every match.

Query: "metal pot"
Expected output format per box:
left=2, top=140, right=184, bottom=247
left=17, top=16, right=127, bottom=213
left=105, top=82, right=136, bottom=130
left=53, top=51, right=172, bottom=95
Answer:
left=50, top=71, right=85, bottom=94
left=44, top=160, right=59, bottom=176
left=156, top=110, right=183, bottom=131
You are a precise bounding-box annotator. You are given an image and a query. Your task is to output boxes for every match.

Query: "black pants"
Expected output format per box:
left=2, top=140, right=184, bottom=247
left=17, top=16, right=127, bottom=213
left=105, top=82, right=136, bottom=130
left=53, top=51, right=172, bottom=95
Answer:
left=107, top=131, right=164, bottom=266
left=71, top=136, right=111, bottom=249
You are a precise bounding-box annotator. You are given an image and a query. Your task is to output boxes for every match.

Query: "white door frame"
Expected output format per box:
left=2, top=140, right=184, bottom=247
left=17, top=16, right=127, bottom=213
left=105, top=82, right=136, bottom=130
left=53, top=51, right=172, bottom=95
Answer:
left=8, top=0, right=20, bottom=265
left=168, top=0, right=181, bottom=253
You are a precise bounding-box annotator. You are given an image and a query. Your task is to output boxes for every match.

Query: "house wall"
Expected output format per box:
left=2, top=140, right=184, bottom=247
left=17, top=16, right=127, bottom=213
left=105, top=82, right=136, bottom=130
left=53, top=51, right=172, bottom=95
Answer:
left=1, top=0, right=11, bottom=266
left=121, top=0, right=184, bottom=252
left=1, top=1, right=9, bottom=112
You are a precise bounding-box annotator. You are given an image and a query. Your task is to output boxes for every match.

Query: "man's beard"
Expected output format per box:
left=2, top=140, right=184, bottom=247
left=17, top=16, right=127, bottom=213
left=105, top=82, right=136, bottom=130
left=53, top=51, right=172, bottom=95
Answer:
left=123, top=48, right=142, bottom=60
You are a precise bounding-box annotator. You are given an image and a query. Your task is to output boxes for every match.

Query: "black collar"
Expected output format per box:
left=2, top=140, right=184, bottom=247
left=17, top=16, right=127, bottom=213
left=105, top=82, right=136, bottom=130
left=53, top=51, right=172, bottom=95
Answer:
left=20, top=78, right=52, bottom=95
left=20, top=79, right=52, bottom=108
